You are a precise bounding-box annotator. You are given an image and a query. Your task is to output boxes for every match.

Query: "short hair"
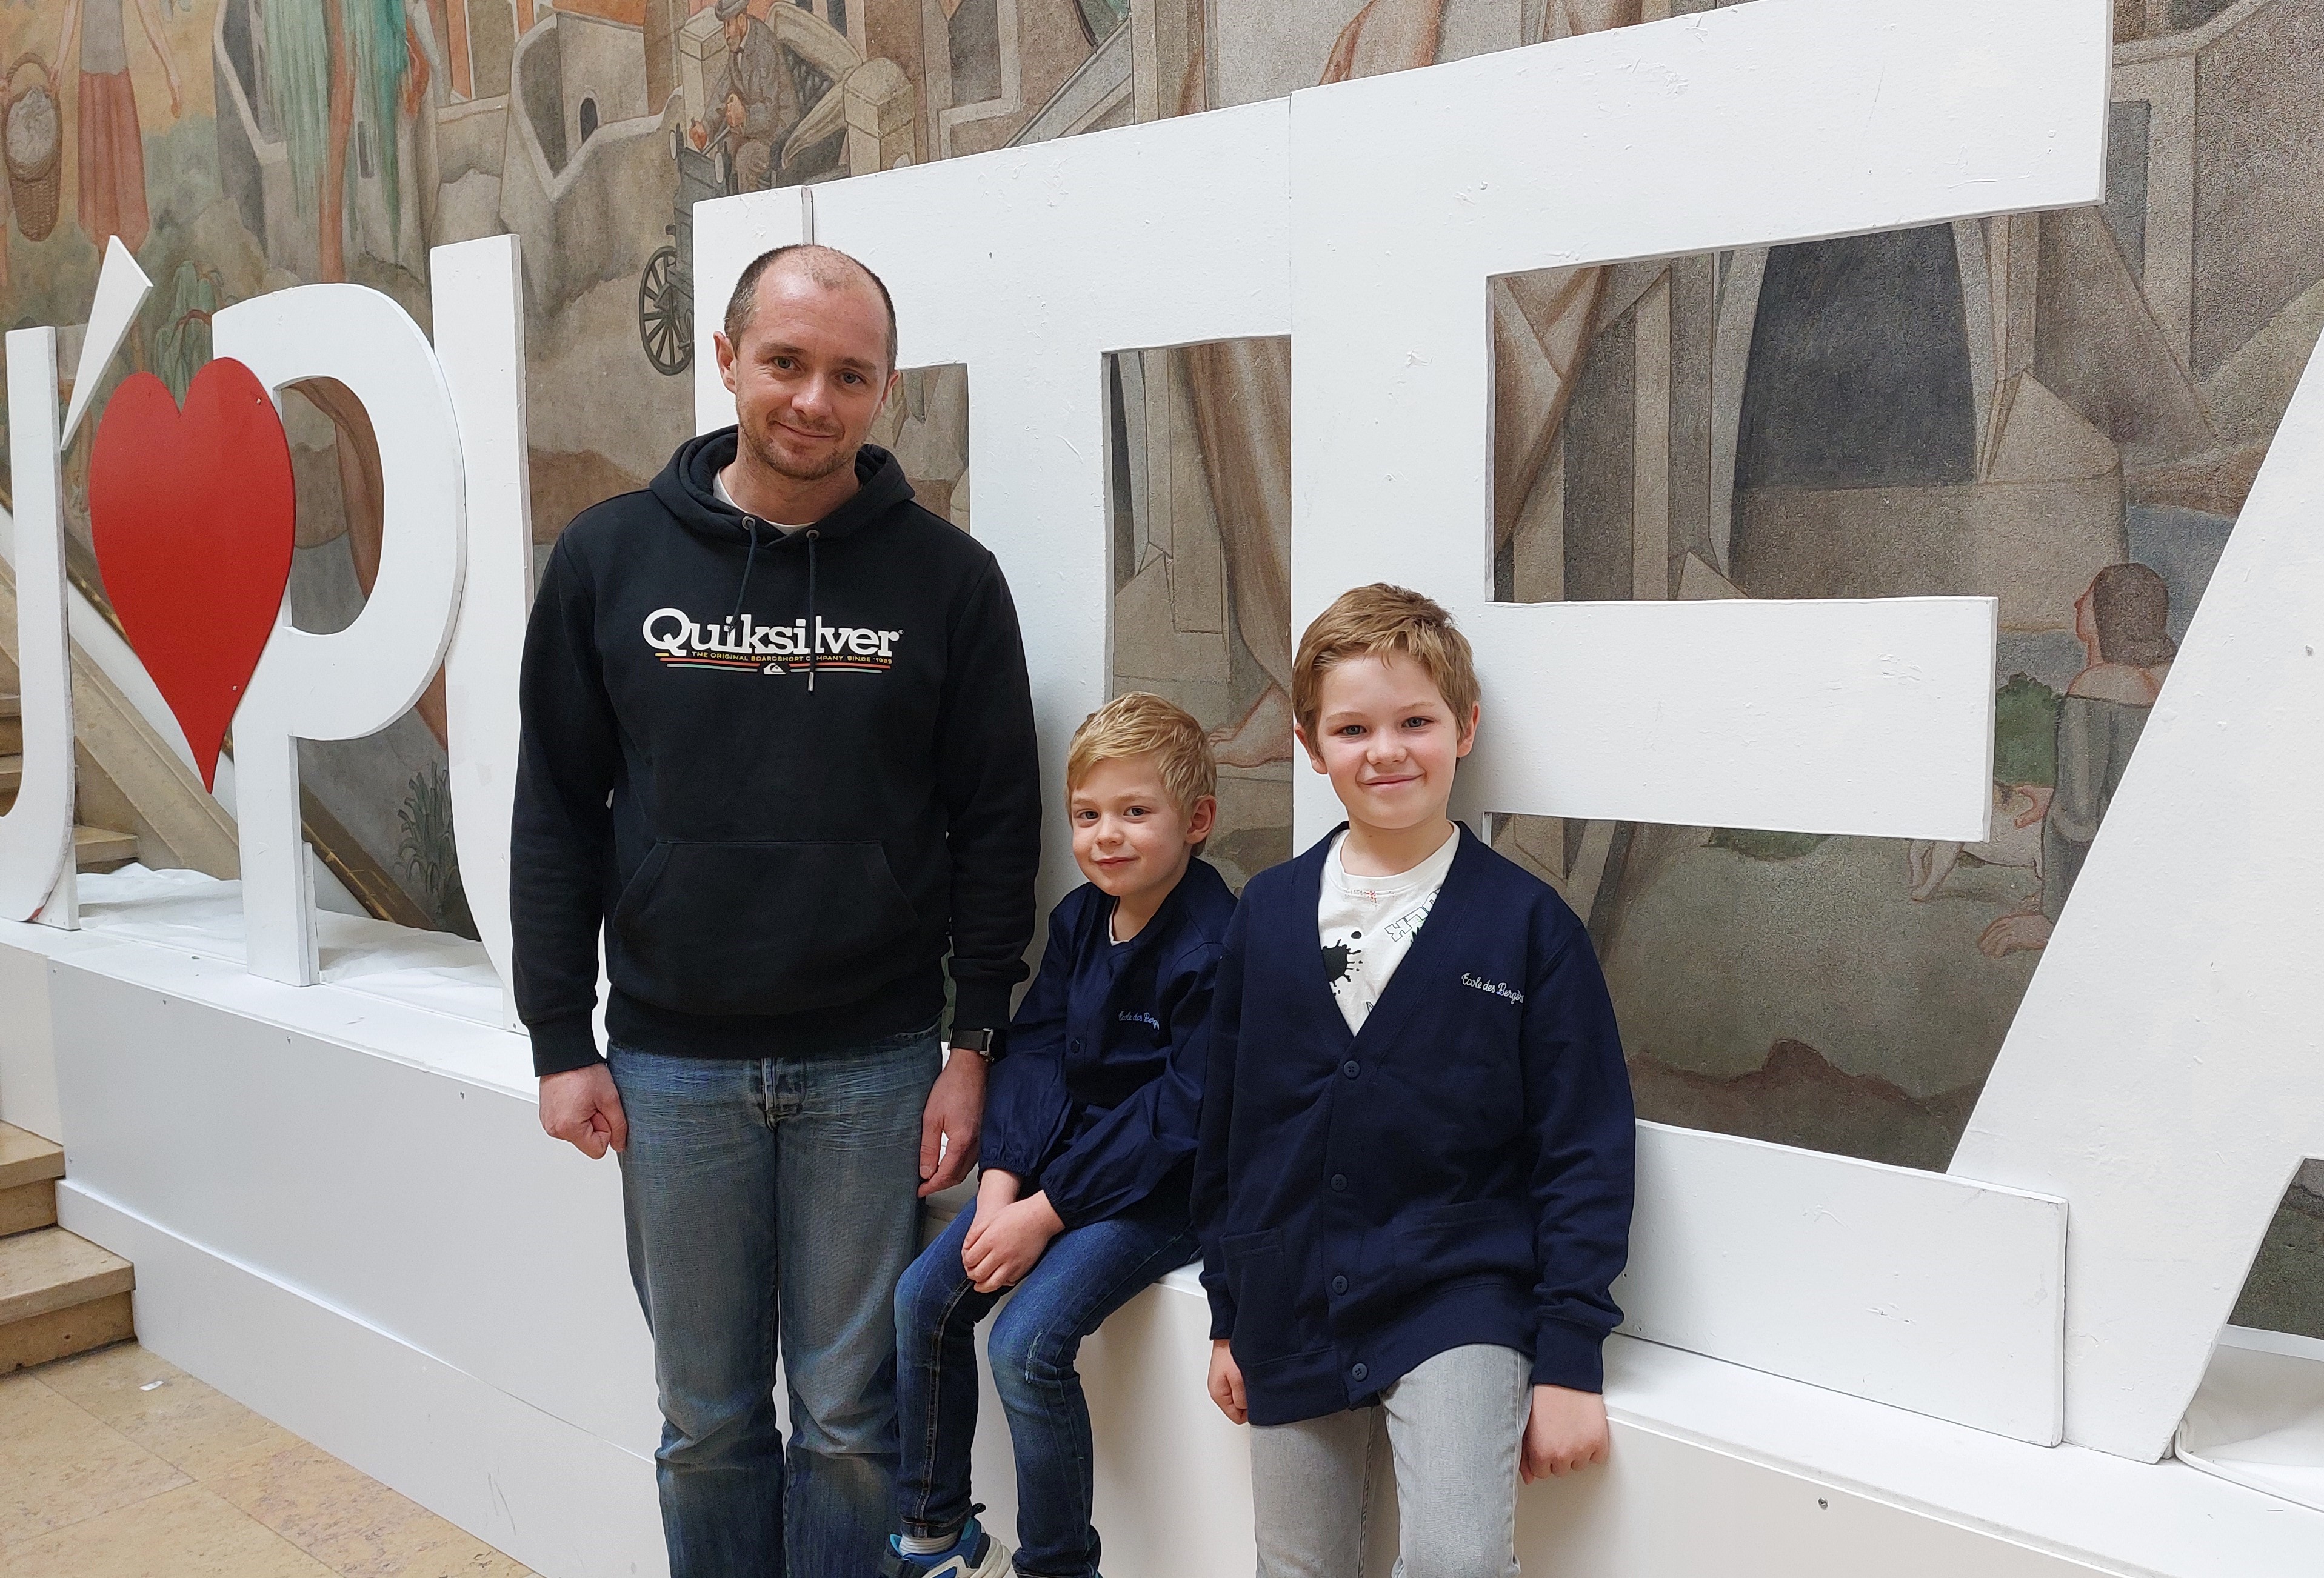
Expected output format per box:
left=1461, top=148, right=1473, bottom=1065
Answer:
left=2089, top=561, right=2177, bottom=668
left=723, top=244, right=898, bottom=371
left=1292, top=584, right=1480, bottom=745
left=1067, top=692, right=1217, bottom=821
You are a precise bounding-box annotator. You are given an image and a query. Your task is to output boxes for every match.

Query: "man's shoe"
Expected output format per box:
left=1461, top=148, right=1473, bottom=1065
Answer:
left=879, top=1514, right=1015, bottom=1578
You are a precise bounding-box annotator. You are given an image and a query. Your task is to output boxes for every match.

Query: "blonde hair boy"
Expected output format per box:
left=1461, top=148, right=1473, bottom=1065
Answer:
left=1067, top=690, right=1218, bottom=816
left=890, top=698, right=1236, bottom=1578
left=1290, top=583, right=1481, bottom=750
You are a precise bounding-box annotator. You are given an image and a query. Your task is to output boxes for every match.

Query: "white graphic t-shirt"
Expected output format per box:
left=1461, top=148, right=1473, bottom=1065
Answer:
left=1318, top=826, right=1460, bottom=1033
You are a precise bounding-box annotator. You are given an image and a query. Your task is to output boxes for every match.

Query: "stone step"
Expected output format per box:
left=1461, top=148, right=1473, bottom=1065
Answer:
left=73, top=825, right=139, bottom=872
left=0, top=753, right=19, bottom=796
left=0, top=1226, right=135, bottom=1373
left=0, top=1123, right=65, bottom=1237
left=0, top=693, right=18, bottom=757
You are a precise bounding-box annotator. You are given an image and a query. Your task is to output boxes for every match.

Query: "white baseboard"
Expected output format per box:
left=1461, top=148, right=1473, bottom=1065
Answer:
left=59, top=1184, right=668, bottom=1578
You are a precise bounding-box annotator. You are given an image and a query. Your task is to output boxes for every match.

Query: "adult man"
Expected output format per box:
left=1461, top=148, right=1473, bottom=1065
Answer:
left=513, top=245, right=1041, bottom=1578
left=689, top=0, right=801, bottom=193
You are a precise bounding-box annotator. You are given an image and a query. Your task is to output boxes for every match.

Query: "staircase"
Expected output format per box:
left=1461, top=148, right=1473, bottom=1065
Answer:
left=0, top=1121, right=133, bottom=1371
left=0, top=694, right=143, bottom=876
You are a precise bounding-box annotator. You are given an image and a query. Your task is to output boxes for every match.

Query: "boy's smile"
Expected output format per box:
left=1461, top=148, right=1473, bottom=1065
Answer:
left=1297, top=653, right=1478, bottom=874
left=1070, top=753, right=1217, bottom=941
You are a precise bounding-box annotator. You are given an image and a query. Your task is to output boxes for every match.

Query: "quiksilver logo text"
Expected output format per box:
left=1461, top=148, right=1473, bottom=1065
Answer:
left=642, top=608, right=903, bottom=674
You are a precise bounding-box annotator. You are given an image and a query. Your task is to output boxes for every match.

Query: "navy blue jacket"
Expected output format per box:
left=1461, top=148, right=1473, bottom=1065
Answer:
left=1192, top=825, right=1634, bottom=1427
left=981, top=859, right=1237, bottom=1230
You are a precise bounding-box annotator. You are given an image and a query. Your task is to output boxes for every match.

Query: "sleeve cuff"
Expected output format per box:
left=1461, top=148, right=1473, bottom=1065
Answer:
left=1205, top=1282, right=1236, bottom=1342
left=949, top=976, right=1014, bottom=1036
left=1531, top=1317, right=1608, bottom=1393
left=528, top=1011, right=603, bottom=1078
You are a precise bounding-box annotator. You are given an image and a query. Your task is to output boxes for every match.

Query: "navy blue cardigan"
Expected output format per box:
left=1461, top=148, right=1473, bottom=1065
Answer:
left=981, top=859, right=1237, bottom=1229
left=1192, top=824, right=1634, bottom=1426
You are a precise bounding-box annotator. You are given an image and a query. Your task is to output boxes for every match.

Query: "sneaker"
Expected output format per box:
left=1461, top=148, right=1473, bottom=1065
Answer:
left=880, top=1513, right=1015, bottom=1578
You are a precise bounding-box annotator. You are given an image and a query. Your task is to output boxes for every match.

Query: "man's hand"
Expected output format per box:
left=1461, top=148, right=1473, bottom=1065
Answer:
left=724, top=93, right=747, bottom=131
left=540, top=1064, right=627, bottom=1160
left=918, top=1048, right=987, bottom=1197
left=1521, top=1384, right=1609, bottom=1482
left=962, top=1190, right=1063, bottom=1293
left=1208, top=1340, right=1248, bottom=1425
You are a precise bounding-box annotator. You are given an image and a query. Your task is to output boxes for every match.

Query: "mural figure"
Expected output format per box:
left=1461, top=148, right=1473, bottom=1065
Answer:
left=688, top=0, right=798, bottom=193
left=1978, top=563, right=2175, bottom=958
left=56, top=0, right=181, bottom=255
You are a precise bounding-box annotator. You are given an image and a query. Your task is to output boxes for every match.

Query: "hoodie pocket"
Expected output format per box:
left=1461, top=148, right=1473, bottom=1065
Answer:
left=612, top=839, right=920, bottom=1016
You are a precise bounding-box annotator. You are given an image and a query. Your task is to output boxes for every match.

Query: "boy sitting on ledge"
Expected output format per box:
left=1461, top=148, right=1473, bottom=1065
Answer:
left=1195, top=584, right=1635, bottom=1577
left=886, top=692, right=1235, bottom=1578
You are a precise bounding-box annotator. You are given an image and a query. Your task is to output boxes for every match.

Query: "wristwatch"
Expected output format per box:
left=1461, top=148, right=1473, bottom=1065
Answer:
left=950, top=1027, right=997, bottom=1062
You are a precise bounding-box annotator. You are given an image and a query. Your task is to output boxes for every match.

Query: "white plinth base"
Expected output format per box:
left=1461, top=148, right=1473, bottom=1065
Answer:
left=7, top=910, right=2323, bottom=1578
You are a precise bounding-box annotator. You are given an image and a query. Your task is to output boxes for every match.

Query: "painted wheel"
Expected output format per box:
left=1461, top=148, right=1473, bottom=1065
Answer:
left=638, top=245, right=692, bottom=376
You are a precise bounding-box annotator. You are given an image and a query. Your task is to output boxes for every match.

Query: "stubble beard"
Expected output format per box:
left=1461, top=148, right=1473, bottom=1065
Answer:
left=740, top=414, right=855, bottom=484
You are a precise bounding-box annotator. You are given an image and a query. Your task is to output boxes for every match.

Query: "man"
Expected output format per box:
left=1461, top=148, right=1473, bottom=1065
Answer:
left=690, top=0, right=801, bottom=193
left=513, top=244, right=1041, bottom=1578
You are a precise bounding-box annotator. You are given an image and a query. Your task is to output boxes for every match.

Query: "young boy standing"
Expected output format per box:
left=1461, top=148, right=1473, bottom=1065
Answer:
left=887, top=693, right=1237, bottom=1578
left=1195, top=585, right=1635, bottom=1577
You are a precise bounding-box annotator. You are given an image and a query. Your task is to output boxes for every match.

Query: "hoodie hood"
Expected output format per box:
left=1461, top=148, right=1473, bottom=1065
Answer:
left=653, top=430, right=919, bottom=684
left=653, top=427, right=917, bottom=547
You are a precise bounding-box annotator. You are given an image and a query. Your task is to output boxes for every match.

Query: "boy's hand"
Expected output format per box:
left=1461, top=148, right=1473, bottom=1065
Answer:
left=961, top=1191, right=1064, bottom=1292
left=1207, top=1340, right=1247, bottom=1424
left=1521, top=1384, right=1609, bottom=1482
left=960, top=1170, right=1020, bottom=1275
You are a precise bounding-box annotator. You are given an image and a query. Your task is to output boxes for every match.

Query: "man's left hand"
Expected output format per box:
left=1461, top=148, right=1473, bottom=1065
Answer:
left=918, top=1046, right=987, bottom=1198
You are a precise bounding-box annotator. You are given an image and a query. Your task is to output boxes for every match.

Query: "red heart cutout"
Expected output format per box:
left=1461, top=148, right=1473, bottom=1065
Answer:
left=88, top=359, right=296, bottom=791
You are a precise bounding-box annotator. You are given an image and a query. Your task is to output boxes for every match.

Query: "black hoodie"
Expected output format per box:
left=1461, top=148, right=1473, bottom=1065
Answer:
left=511, top=431, right=1042, bottom=1077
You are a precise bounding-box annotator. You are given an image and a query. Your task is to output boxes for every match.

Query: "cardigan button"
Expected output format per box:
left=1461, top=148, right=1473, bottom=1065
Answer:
left=1342, top=1060, right=1360, bottom=1079
left=1331, top=1274, right=1349, bottom=1295
left=1351, top=1363, right=1369, bottom=1383
left=1330, top=1173, right=1348, bottom=1192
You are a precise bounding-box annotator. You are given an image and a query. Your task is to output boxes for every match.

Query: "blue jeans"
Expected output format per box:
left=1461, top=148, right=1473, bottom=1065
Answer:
left=611, top=1028, right=942, bottom=1578
left=895, top=1196, right=1197, bottom=1578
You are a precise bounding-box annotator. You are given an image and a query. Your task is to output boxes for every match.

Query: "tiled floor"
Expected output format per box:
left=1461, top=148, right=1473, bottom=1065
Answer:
left=0, top=1342, right=535, bottom=1577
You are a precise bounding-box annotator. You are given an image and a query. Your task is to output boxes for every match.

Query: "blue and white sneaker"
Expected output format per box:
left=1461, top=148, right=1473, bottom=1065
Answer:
left=879, top=1511, right=1015, bottom=1578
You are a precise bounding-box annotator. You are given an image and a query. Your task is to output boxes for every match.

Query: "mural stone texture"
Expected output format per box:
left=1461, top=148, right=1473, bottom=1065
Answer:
left=0, top=0, right=2315, bottom=1329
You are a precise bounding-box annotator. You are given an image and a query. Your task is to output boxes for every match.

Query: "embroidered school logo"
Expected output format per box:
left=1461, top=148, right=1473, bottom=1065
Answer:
left=641, top=608, right=904, bottom=675
left=1117, top=1009, right=1161, bottom=1030
left=1461, top=973, right=1524, bottom=1005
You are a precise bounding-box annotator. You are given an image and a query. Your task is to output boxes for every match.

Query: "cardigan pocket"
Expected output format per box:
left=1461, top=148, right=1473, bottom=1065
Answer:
left=1391, top=1199, right=1534, bottom=1293
left=1220, top=1228, right=1294, bottom=1361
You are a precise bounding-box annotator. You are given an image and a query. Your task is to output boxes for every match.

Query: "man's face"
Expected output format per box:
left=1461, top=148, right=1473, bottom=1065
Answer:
left=724, top=13, right=749, bottom=48
left=715, top=268, right=899, bottom=487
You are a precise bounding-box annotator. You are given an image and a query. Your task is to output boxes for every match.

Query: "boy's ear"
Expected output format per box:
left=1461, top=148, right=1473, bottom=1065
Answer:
left=1455, top=702, right=1480, bottom=758
left=1186, top=794, right=1218, bottom=845
left=1291, top=723, right=1327, bottom=773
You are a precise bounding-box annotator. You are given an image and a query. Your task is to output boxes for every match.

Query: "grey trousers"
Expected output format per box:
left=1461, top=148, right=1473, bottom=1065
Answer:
left=1249, top=1344, right=1529, bottom=1578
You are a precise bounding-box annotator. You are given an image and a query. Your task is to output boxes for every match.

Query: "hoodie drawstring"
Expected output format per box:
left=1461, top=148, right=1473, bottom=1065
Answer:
left=804, top=530, right=820, bottom=692
left=731, top=521, right=763, bottom=621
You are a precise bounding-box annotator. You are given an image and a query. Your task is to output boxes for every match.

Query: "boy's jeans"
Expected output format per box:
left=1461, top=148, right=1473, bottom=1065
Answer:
left=895, top=1196, right=1198, bottom=1578
left=610, top=1029, right=942, bottom=1578
left=1248, top=1343, right=1531, bottom=1578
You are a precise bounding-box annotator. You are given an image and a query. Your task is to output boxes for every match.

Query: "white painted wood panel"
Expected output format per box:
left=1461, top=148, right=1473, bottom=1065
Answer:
left=1618, top=1121, right=2065, bottom=1444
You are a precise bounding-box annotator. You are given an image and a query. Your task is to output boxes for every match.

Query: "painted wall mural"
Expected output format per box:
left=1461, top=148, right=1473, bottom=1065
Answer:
left=0, top=0, right=2315, bottom=1330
